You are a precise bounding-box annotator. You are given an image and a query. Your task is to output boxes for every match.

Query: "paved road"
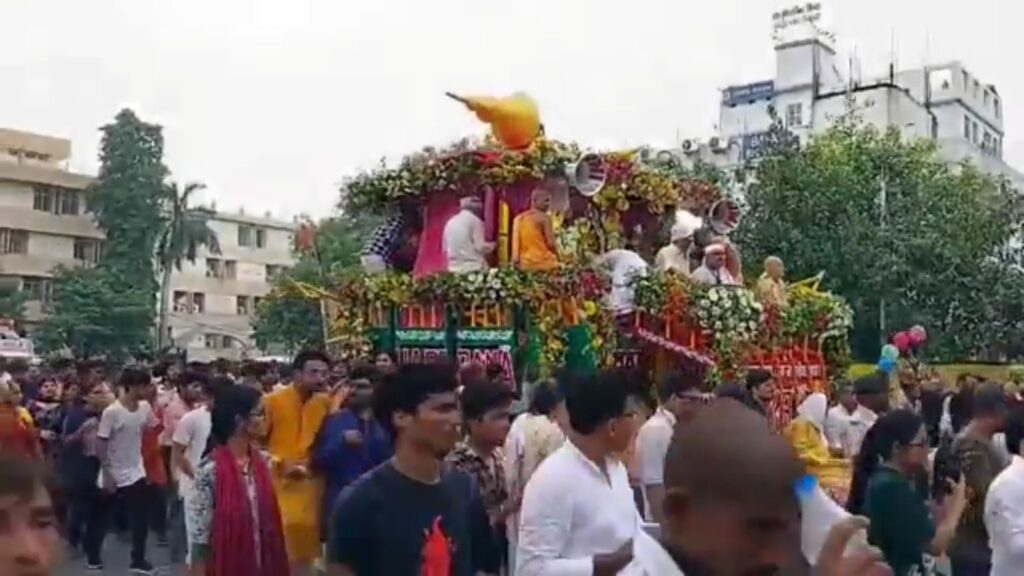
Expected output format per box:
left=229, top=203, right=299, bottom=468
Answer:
left=56, top=538, right=182, bottom=576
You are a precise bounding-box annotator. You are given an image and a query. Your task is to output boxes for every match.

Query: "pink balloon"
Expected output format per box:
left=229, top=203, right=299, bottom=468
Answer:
left=893, top=331, right=912, bottom=352
left=909, top=325, right=927, bottom=344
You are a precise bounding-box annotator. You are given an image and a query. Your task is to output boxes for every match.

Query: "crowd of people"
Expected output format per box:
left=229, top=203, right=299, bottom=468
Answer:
left=1, top=350, right=1023, bottom=576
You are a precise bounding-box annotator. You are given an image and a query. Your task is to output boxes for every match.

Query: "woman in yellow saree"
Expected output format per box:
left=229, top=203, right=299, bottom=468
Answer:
left=784, top=392, right=852, bottom=505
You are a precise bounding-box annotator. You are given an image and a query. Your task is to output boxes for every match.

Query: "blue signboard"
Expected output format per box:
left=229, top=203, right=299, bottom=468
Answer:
left=740, top=131, right=773, bottom=162
left=722, top=81, right=775, bottom=107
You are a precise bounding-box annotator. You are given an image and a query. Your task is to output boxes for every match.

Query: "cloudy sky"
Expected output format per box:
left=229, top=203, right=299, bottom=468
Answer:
left=2, top=0, right=1018, bottom=220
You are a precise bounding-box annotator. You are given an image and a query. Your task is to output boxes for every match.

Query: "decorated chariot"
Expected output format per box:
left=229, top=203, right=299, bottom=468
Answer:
left=286, top=93, right=853, bottom=430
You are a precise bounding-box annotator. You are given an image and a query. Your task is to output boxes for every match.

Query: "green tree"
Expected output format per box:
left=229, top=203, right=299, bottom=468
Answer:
left=36, top=268, right=153, bottom=359
left=735, top=111, right=1020, bottom=361
left=89, top=109, right=169, bottom=286
left=156, top=181, right=220, bottom=350
left=0, top=278, right=27, bottom=323
left=40, top=109, right=170, bottom=358
left=253, top=214, right=380, bottom=353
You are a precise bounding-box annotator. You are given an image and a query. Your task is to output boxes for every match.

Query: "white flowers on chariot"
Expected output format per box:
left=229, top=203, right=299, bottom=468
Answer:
left=708, top=290, right=720, bottom=302
left=714, top=321, right=723, bottom=330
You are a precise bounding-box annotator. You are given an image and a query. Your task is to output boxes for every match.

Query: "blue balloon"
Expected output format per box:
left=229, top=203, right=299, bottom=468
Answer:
left=877, top=357, right=896, bottom=373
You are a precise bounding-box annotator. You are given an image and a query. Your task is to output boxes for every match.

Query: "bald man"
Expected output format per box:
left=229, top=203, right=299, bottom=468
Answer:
left=625, top=401, right=891, bottom=576
left=757, top=257, right=788, bottom=307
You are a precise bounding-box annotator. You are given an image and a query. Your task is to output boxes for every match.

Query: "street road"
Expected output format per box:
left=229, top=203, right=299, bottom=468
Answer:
left=57, top=539, right=181, bottom=576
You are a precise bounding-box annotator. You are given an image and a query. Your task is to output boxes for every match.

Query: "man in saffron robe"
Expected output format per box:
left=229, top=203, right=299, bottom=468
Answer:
left=264, top=349, right=332, bottom=575
left=512, top=176, right=562, bottom=271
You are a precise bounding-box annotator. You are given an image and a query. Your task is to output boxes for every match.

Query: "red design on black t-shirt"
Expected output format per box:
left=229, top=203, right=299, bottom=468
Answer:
left=421, top=516, right=452, bottom=576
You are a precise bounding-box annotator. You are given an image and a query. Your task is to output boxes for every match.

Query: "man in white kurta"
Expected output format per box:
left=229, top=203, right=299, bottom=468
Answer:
left=443, top=196, right=494, bottom=272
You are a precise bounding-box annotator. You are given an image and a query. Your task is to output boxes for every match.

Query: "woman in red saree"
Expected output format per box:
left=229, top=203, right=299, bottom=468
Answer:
left=186, top=385, right=289, bottom=576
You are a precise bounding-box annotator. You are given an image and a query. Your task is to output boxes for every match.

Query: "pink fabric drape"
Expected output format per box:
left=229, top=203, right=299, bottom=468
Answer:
left=413, top=191, right=461, bottom=278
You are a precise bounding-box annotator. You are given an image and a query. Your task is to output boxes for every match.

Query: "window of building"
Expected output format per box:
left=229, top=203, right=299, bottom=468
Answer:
left=964, top=115, right=972, bottom=140
left=238, top=225, right=253, bottom=247
left=221, top=335, right=234, bottom=350
left=32, top=188, right=53, bottom=213
left=256, top=228, right=267, bottom=249
left=204, top=334, right=220, bottom=349
left=0, top=229, right=28, bottom=255
left=253, top=296, right=263, bottom=311
left=983, top=90, right=991, bottom=108
left=32, top=186, right=80, bottom=215
left=973, top=79, right=980, bottom=97
left=983, top=131, right=993, bottom=153
left=236, top=295, right=250, bottom=315
left=962, top=70, right=969, bottom=90
left=173, top=290, right=189, bottom=313
left=206, top=258, right=222, bottom=279
left=21, top=277, right=51, bottom=302
left=224, top=260, right=237, bottom=280
left=73, top=239, right=100, bottom=263
left=972, top=121, right=980, bottom=144
left=266, top=264, right=285, bottom=281
left=995, top=98, right=1001, bottom=119
left=59, top=190, right=79, bottom=215
left=192, top=292, right=206, bottom=314
left=786, top=103, right=803, bottom=127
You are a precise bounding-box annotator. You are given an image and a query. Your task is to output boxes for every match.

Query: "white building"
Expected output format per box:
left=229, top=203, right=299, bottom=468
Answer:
left=0, top=127, right=297, bottom=360
left=673, top=3, right=1024, bottom=191
left=0, top=129, right=101, bottom=328
left=165, top=211, right=296, bottom=362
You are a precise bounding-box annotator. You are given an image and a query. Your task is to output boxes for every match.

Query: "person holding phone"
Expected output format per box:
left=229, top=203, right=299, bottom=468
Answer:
left=856, top=409, right=968, bottom=576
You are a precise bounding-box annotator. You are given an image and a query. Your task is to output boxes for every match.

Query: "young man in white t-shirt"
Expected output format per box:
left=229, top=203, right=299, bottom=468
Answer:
left=95, top=367, right=158, bottom=575
left=171, top=374, right=216, bottom=567
left=636, top=371, right=705, bottom=524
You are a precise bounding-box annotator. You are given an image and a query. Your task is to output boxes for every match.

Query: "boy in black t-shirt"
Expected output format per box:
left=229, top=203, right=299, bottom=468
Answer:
left=327, top=362, right=494, bottom=576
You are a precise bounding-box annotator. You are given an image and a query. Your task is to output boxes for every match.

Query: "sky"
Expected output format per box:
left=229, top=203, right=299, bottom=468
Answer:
left=2, top=0, right=1020, bottom=220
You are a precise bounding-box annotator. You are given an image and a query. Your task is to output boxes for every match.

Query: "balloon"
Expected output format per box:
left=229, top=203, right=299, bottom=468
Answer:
left=447, top=92, right=541, bottom=150
left=877, top=357, right=896, bottom=373
left=881, top=344, right=900, bottom=361
left=909, top=325, right=928, bottom=344
left=892, top=331, right=912, bottom=352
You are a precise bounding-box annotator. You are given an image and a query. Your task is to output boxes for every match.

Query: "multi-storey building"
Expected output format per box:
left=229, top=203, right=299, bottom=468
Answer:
left=669, top=3, right=1024, bottom=191
left=0, top=127, right=296, bottom=360
left=0, top=129, right=101, bottom=329
left=165, top=211, right=296, bottom=362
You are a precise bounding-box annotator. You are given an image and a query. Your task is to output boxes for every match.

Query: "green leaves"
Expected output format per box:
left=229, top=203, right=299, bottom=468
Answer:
left=736, top=111, right=1019, bottom=361
left=36, top=267, right=153, bottom=360
left=0, top=279, right=27, bottom=323
left=252, top=213, right=381, bottom=354
left=40, top=108, right=171, bottom=359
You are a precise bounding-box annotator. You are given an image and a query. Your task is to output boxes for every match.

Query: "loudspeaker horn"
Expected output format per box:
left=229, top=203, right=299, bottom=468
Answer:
left=566, top=153, right=607, bottom=197
left=708, top=198, right=741, bottom=235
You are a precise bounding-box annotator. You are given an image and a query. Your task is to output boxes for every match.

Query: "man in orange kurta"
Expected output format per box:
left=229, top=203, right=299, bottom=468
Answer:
left=264, top=350, right=332, bottom=574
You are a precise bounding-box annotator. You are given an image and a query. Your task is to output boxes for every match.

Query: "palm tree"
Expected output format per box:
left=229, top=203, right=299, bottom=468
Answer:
left=156, top=181, right=220, bottom=350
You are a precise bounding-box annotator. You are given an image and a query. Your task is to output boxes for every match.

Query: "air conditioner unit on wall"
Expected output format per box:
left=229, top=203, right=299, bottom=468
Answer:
left=681, top=139, right=700, bottom=155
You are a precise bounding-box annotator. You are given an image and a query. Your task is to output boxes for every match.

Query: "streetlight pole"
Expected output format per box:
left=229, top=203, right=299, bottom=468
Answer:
left=879, top=172, right=888, bottom=344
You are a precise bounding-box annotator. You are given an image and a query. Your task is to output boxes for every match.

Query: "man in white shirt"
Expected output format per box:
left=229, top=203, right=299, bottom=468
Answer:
left=824, top=383, right=874, bottom=458
left=625, top=400, right=888, bottom=576
left=95, top=367, right=159, bottom=575
left=636, top=371, right=705, bottom=524
left=443, top=196, right=494, bottom=272
left=517, top=371, right=646, bottom=576
left=984, top=408, right=1024, bottom=576
left=171, top=374, right=215, bottom=567
left=690, top=244, right=738, bottom=286
left=595, top=246, right=649, bottom=316
left=654, top=222, right=694, bottom=275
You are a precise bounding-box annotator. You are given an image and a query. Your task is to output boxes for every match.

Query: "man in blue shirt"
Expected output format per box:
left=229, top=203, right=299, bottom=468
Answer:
left=312, top=365, right=392, bottom=530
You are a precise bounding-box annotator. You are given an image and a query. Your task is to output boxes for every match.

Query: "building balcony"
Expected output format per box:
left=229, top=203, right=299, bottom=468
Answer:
left=0, top=207, right=102, bottom=240
left=0, top=253, right=83, bottom=277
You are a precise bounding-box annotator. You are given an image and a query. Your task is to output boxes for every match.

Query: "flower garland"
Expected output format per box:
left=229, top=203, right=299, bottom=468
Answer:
left=692, top=287, right=763, bottom=379
left=340, top=138, right=722, bottom=217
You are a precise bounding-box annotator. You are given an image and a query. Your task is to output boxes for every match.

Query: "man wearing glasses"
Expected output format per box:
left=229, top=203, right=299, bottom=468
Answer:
left=636, top=371, right=707, bottom=525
